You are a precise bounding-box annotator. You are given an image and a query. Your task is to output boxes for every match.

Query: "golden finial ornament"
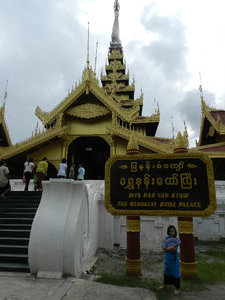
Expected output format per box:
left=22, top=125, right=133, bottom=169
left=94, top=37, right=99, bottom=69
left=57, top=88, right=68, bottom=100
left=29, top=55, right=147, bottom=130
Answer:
left=174, top=131, right=188, bottom=153
left=94, top=41, right=98, bottom=75
left=127, top=132, right=139, bottom=154
left=171, top=115, right=175, bottom=139
left=183, top=121, right=189, bottom=148
left=3, top=79, right=8, bottom=105
left=87, top=22, right=90, bottom=69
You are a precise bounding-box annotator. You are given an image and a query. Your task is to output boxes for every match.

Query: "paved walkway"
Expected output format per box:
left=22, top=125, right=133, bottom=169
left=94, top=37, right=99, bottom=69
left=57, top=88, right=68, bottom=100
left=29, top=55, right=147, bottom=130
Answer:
left=0, top=272, right=156, bottom=300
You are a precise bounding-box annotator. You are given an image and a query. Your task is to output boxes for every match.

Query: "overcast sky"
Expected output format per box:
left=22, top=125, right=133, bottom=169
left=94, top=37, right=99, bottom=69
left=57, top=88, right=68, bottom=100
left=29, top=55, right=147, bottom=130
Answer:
left=0, top=0, right=225, bottom=147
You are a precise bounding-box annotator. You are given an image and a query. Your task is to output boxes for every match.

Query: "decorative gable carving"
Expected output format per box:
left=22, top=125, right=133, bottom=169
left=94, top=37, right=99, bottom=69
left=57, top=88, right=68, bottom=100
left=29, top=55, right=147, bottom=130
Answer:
left=65, top=103, right=110, bottom=119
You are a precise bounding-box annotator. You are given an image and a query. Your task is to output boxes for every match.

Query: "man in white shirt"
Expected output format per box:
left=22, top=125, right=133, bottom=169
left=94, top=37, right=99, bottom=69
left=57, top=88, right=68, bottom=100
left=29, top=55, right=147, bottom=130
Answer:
left=0, top=160, right=10, bottom=199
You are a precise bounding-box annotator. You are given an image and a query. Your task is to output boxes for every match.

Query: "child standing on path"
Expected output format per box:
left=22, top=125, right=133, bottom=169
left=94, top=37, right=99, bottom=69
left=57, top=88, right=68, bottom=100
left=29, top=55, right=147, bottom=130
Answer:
left=160, top=225, right=181, bottom=296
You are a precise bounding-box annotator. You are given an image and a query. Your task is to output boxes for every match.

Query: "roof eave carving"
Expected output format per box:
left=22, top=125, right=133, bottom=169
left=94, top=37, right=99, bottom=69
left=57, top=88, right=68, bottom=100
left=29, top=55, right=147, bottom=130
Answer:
left=0, top=126, right=67, bottom=160
left=107, top=124, right=174, bottom=153
left=198, top=99, right=225, bottom=145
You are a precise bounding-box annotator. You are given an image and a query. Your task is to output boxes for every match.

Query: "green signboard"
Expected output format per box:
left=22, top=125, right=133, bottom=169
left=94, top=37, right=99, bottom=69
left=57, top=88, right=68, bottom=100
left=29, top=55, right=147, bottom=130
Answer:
left=105, top=153, right=217, bottom=217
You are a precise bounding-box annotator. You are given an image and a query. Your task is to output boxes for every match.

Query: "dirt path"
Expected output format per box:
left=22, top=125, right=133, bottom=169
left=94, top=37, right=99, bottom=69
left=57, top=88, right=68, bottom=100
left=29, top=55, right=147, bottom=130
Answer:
left=91, top=245, right=225, bottom=300
left=173, top=283, right=225, bottom=300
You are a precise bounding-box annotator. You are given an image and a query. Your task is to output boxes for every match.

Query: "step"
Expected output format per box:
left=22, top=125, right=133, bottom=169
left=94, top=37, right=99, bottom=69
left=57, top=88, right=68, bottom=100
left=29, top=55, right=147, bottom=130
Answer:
left=0, top=218, right=34, bottom=225
left=0, top=213, right=36, bottom=218
left=0, top=199, right=40, bottom=203
left=0, top=229, right=31, bottom=238
left=0, top=191, right=41, bottom=273
left=5, top=192, right=42, bottom=199
left=1, top=195, right=41, bottom=200
left=0, top=203, right=40, bottom=208
left=0, top=224, right=32, bottom=230
left=0, top=237, right=29, bottom=246
left=0, top=207, right=37, bottom=212
left=0, top=244, right=28, bottom=255
left=7, top=191, right=42, bottom=195
left=0, top=262, right=29, bottom=272
left=0, top=253, right=28, bottom=264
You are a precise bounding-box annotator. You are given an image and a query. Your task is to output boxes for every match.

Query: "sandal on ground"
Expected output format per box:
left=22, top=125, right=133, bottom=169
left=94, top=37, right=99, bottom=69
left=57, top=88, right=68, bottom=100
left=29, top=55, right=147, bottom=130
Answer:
left=0, top=194, right=6, bottom=199
left=174, top=289, right=180, bottom=295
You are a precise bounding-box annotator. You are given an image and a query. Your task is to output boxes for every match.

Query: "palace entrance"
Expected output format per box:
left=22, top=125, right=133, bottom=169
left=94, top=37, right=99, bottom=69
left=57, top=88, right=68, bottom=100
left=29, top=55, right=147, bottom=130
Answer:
left=67, top=136, right=110, bottom=180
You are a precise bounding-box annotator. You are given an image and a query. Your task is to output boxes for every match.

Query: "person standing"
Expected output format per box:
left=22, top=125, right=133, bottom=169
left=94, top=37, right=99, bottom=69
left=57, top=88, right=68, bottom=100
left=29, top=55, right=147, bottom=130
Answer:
left=36, top=157, right=48, bottom=191
left=77, top=163, right=85, bottom=180
left=57, top=158, right=68, bottom=178
left=0, top=160, right=11, bottom=199
left=160, top=225, right=181, bottom=295
left=23, top=157, right=35, bottom=191
left=68, top=163, right=75, bottom=179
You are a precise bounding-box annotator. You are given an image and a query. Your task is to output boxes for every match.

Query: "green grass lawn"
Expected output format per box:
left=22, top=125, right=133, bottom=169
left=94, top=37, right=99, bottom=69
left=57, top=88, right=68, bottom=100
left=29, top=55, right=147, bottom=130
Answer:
left=94, top=240, right=225, bottom=300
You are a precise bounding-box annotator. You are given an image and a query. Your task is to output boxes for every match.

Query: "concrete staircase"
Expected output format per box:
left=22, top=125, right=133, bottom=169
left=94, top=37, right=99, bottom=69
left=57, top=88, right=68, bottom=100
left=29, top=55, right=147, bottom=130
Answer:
left=0, top=191, right=41, bottom=272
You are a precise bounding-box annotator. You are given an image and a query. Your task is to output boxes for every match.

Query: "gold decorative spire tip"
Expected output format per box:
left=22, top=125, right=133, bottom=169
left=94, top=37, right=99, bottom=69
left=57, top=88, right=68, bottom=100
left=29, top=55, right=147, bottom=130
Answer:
left=127, top=132, right=139, bottom=152
left=174, top=131, right=187, bottom=150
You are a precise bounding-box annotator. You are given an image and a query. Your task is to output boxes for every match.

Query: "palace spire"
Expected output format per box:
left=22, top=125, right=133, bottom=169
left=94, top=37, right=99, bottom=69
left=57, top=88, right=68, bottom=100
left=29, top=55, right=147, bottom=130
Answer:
left=110, top=0, right=122, bottom=51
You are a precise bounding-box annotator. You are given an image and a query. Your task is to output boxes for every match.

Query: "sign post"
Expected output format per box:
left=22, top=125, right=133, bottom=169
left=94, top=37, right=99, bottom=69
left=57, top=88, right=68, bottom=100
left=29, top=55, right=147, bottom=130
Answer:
left=174, top=133, right=197, bottom=278
left=126, top=134, right=141, bottom=276
left=105, top=133, right=217, bottom=277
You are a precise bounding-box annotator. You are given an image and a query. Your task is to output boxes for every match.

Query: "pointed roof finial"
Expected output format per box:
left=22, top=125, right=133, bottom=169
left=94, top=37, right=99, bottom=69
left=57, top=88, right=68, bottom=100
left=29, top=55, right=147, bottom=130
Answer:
left=87, top=22, right=90, bottom=69
left=184, top=121, right=189, bottom=148
left=3, top=79, right=8, bottom=105
left=171, top=115, right=175, bottom=139
left=127, top=132, right=139, bottom=154
left=199, top=72, right=206, bottom=112
left=199, top=72, right=204, bottom=99
left=94, top=41, right=98, bottom=75
left=174, top=131, right=188, bottom=153
left=110, top=0, right=122, bottom=51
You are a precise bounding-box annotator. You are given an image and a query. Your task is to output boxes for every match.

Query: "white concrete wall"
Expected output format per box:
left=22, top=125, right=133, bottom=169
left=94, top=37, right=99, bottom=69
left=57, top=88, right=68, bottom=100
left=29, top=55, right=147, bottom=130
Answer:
left=12, top=179, right=225, bottom=278
left=10, top=179, right=34, bottom=191
left=193, top=181, right=225, bottom=240
left=97, top=180, right=225, bottom=250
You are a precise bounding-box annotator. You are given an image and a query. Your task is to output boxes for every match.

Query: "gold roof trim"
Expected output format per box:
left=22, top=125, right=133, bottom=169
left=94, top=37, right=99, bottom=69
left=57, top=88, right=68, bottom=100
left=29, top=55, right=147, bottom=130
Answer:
left=35, top=66, right=143, bottom=126
left=108, top=123, right=174, bottom=153
left=101, top=74, right=129, bottom=82
left=0, top=126, right=67, bottom=160
left=191, top=151, right=225, bottom=159
left=0, top=104, right=12, bottom=147
left=106, top=62, right=126, bottom=71
left=88, top=83, right=140, bottom=123
left=108, top=49, right=123, bottom=60
left=119, top=96, right=143, bottom=106
left=202, top=100, right=225, bottom=134
left=35, top=81, right=86, bottom=125
left=195, top=140, right=225, bottom=150
left=133, top=113, right=160, bottom=124
left=192, top=140, right=225, bottom=158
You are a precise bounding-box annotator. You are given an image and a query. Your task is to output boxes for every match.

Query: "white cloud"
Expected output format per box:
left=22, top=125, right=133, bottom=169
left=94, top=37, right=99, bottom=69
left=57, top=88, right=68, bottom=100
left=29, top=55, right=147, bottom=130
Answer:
left=0, top=0, right=224, bottom=148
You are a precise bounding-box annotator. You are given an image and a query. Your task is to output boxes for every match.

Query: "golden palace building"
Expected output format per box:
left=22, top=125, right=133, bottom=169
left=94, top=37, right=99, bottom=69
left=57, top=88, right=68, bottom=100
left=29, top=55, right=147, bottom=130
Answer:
left=0, top=1, right=178, bottom=179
